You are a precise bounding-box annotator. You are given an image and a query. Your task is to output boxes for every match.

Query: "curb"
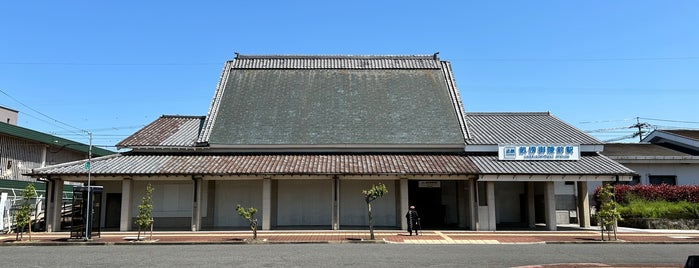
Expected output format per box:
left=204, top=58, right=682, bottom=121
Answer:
left=1, top=238, right=389, bottom=246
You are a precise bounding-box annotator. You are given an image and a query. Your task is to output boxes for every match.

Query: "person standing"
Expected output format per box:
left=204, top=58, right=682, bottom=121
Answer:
left=406, top=205, right=420, bottom=236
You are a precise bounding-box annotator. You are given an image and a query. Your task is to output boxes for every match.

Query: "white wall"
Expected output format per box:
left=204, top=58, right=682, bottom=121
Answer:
left=132, top=181, right=193, bottom=218
left=276, top=180, right=332, bottom=226
left=214, top=180, right=262, bottom=227
left=339, top=180, right=396, bottom=227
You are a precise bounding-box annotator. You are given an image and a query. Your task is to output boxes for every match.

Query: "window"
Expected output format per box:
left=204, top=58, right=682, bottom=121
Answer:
left=618, top=175, right=640, bottom=186
left=649, top=175, right=677, bottom=185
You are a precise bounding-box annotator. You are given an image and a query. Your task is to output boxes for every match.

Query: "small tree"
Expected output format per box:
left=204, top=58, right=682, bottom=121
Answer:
left=596, top=183, right=622, bottom=241
left=135, top=183, right=154, bottom=241
left=362, top=183, right=388, bottom=240
left=236, top=204, right=258, bottom=240
left=14, top=183, right=37, bottom=241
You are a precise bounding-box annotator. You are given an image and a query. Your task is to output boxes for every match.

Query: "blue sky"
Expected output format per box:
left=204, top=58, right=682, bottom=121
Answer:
left=1, top=1, right=698, bottom=149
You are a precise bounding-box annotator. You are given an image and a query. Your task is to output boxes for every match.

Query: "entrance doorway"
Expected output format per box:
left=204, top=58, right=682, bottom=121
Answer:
left=408, top=180, right=462, bottom=229
left=105, top=193, right=121, bottom=229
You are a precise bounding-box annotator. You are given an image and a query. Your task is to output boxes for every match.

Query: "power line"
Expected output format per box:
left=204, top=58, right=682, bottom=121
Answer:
left=584, top=116, right=699, bottom=143
left=0, top=88, right=85, bottom=134
left=51, top=125, right=145, bottom=135
left=639, top=117, right=699, bottom=124
left=0, top=62, right=219, bottom=66
left=452, top=56, right=699, bottom=62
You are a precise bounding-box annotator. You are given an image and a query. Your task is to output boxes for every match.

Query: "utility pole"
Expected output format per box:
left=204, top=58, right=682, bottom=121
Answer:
left=630, top=117, right=650, bottom=142
left=85, top=132, right=92, bottom=240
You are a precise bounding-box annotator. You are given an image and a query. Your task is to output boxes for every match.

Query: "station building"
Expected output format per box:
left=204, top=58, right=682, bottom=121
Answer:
left=29, top=54, right=633, bottom=232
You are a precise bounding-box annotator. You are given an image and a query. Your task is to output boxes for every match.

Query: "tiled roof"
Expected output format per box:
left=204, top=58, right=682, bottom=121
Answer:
left=117, top=115, right=204, bottom=148
left=199, top=54, right=467, bottom=148
left=469, top=154, right=634, bottom=175
left=230, top=54, right=442, bottom=69
left=602, top=143, right=691, bottom=157
left=465, top=112, right=601, bottom=145
left=0, top=122, right=113, bottom=156
left=30, top=153, right=478, bottom=176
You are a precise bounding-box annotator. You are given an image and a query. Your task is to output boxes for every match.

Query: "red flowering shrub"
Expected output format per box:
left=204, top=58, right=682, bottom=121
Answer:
left=594, top=184, right=699, bottom=205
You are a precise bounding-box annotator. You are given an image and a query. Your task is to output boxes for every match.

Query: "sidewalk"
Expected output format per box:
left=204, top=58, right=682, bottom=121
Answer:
left=2, top=228, right=698, bottom=245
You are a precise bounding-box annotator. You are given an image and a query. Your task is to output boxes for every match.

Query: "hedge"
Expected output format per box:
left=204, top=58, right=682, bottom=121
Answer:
left=594, top=184, right=699, bottom=204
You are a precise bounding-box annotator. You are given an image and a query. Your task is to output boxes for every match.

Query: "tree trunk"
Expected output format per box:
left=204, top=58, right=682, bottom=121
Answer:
left=28, top=219, right=32, bottom=241
left=252, top=219, right=258, bottom=240
left=368, top=202, right=374, bottom=240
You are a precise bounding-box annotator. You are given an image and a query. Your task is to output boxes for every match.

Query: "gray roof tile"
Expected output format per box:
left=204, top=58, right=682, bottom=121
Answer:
left=31, top=153, right=478, bottom=176
left=200, top=55, right=467, bottom=147
left=231, top=54, right=441, bottom=69
left=465, top=112, right=601, bottom=145
left=117, top=115, right=204, bottom=148
left=469, top=154, right=634, bottom=175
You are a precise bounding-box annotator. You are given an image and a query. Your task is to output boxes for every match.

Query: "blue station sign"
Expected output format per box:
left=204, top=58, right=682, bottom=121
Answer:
left=498, top=144, right=580, bottom=161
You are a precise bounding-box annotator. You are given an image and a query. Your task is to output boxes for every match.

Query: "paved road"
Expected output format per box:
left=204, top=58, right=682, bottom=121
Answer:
left=1, top=244, right=695, bottom=267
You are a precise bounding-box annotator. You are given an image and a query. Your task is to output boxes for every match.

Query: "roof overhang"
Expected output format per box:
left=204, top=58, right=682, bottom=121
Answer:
left=479, top=174, right=632, bottom=182
left=607, top=155, right=699, bottom=164
left=642, top=130, right=699, bottom=153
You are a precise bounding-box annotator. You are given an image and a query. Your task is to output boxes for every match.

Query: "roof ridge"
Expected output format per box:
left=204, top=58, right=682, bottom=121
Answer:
left=466, top=112, right=551, bottom=116
left=160, top=115, right=206, bottom=119
left=234, top=54, right=438, bottom=60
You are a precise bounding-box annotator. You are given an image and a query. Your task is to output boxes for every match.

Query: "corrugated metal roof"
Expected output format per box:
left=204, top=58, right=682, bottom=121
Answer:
left=117, top=115, right=204, bottom=148
left=465, top=112, right=601, bottom=145
left=30, top=153, right=478, bottom=176
left=231, top=55, right=441, bottom=69
left=0, top=122, right=113, bottom=156
left=602, top=143, right=691, bottom=156
left=469, top=154, right=634, bottom=175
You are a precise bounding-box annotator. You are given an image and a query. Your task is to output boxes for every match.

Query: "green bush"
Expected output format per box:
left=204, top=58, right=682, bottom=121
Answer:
left=618, top=196, right=699, bottom=219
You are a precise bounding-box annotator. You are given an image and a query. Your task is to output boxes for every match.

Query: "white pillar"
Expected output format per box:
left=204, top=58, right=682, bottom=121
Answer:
left=119, top=178, right=132, bottom=231
left=469, top=179, right=477, bottom=230
left=192, top=177, right=203, bottom=231
left=262, top=178, right=272, bottom=230
left=399, top=178, right=409, bottom=230
left=486, top=181, right=496, bottom=231
left=527, top=182, right=536, bottom=228
left=331, top=176, right=339, bottom=230
left=46, top=178, right=64, bottom=232
left=544, top=181, right=557, bottom=231
left=577, top=181, right=591, bottom=228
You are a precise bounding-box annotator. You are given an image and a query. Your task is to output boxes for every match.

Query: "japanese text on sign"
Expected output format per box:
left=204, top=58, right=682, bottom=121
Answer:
left=498, top=144, right=580, bottom=161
